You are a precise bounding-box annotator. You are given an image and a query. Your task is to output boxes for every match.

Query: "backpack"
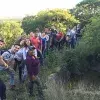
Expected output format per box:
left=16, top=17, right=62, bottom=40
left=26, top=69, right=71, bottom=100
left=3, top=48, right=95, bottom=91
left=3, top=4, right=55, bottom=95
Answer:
left=0, top=50, right=11, bottom=59
left=0, top=49, right=10, bottom=55
left=0, top=50, right=7, bottom=55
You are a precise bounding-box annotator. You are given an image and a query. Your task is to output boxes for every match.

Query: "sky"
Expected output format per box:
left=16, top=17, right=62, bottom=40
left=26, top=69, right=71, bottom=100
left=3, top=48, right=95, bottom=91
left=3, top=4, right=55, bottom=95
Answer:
left=0, top=0, right=82, bottom=18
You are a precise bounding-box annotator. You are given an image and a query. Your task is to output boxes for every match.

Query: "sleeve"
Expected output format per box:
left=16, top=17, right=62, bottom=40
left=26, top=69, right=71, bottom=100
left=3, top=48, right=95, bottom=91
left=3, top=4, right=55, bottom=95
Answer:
left=14, top=50, right=22, bottom=61
left=67, top=31, right=70, bottom=36
left=22, top=48, right=27, bottom=60
left=46, top=35, right=49, bottom=41
left=2, top=52, right=11, bottom=61
left=34, top=49, right=37, bottom=58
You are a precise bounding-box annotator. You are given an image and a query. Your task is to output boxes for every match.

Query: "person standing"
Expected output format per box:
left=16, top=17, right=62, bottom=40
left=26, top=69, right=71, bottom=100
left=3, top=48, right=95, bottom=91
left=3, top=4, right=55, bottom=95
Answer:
left=0, top=39, right=6, bottom=100
left=66, top=27, right=76, bottom=49
left=26, top=47, right=44, bottom=99
left=1, top=44, right=20, bottom=89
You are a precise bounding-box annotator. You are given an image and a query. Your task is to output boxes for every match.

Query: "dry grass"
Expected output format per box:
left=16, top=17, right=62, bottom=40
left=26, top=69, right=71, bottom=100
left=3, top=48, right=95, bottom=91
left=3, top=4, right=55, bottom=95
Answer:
left=44, top=78, right=100, bottom=100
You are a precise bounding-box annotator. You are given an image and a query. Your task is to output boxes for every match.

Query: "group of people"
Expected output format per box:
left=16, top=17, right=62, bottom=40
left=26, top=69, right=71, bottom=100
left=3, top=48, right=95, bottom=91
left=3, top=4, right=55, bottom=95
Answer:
left=66, top=24, right=81, bottom=49
left=0, top=25, right=81, bottom=100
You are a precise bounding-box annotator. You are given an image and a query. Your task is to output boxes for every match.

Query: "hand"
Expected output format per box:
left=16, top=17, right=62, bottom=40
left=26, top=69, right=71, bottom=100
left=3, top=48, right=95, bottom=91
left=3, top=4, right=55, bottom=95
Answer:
left=32, top=56, right=35, bottom=59
left=4, top=63, right=9, bottom=69
left=32, top=75, right=36, bottom=80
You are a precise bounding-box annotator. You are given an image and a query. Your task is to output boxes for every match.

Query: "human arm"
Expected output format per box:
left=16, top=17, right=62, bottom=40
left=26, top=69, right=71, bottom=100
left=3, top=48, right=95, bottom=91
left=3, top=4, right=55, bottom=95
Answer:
left=0, top=56, right=9, bottom=68
left=22, top=48, right=27, bottom=60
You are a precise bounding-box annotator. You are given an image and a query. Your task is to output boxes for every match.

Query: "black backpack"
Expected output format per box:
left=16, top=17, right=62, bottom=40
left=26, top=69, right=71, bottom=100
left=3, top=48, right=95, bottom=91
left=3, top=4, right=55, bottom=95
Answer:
left=0, top=50, right=11, bottom=59
left=0, top=49, right=8, bottom=55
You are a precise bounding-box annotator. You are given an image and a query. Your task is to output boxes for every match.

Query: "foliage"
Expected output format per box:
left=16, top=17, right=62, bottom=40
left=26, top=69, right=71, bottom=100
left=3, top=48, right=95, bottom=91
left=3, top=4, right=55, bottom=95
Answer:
left=22, top=9, right=79, bottom=34
left=60, top=14, right=100, bottom=79
left=71, top=0, right=100, bottom=28
left=0, top=21, right=23, bottom=48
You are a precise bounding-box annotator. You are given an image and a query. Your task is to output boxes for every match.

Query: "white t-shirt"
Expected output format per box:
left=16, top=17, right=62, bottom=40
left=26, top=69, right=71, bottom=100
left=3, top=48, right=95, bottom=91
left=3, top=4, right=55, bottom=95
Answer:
left=45, top=35, right=49, bottom=41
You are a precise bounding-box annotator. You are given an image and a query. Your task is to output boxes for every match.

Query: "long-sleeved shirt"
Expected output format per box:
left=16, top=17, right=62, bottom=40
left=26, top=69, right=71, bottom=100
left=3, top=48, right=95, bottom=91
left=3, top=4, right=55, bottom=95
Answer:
left=1, top=49, right=15, bottom=68
left=14, top=48, right=23, bottom=61
left=15, top=47, right=37, bottom=61
left=26, top=55, right=40, bottom=76
left=22, top=47, right=29, bottom=60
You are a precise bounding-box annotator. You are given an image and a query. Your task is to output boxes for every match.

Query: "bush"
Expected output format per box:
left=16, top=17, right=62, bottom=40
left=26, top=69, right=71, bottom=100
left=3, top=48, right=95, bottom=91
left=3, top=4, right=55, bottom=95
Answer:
left=0, top=20, right=23, bottom=48
left=59, top=14, right=100, bottom=81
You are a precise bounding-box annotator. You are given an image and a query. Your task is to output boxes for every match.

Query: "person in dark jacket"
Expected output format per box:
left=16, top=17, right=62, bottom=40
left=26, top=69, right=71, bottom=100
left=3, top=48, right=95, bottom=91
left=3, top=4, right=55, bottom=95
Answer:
left=26, top=46, right=40, bottom=78
left=0, top=79, right=6, bottom=100
left=0, top=40, right=6, bottom=100
left=26, top=46, right=44, bottom=99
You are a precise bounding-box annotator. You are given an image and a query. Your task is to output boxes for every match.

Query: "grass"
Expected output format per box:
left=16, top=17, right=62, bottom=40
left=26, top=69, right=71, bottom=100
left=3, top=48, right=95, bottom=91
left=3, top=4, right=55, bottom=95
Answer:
left=2, top=72, right=100, bottom=100
left=44, top=74, right=100, bottom=100
left=1, top=49, right=100, bottom=100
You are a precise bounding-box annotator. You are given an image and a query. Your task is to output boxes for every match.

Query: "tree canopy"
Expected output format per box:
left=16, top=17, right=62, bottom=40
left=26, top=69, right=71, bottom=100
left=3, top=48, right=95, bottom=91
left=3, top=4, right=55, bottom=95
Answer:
left=71, top=0, right=100, bottom=28
left=0, top=21, right=23, bottom=48
left=22, top=9, right=79, bottom=34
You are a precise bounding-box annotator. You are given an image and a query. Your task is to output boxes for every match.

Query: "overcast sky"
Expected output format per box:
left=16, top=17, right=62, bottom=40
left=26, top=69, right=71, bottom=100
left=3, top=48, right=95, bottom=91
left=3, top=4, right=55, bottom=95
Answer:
left=0, top=0, right=82, bottom=18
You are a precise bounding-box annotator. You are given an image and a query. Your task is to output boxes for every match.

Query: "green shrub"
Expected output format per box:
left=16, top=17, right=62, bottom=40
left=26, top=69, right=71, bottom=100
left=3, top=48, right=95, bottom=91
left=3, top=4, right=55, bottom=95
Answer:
left=59, top=15, right=100, bottom=80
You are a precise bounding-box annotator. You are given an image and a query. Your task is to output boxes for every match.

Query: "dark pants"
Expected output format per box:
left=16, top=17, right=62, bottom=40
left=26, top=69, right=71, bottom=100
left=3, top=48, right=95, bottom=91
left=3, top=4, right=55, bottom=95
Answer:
left=37, top=50, right=43, bottom=66
left=0, top=80, right=6, bottom=100
left=42, top=46, right=46, bottom=59
left=56, top=41, right=61, bottom=50
left=28, top=79, right=44, bottom=99
left=14, top=59, right=22, bottom=82
left=70, top=38, right=76, bottom=49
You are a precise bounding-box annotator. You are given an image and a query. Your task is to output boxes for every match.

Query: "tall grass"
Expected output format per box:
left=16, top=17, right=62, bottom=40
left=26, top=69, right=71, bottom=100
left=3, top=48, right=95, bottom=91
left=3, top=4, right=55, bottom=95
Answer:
left=44, top=76, right=100, bottom=100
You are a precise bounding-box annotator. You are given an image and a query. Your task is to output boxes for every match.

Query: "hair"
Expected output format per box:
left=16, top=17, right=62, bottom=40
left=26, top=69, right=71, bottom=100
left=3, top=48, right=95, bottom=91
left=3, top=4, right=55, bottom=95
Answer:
left=13, top=43, right=20, bottom=46
left=20, top=40, right=25, bottom=47
left=23, top=38, right=30, bottom=47
left=23, top=41, right=28, bottom=47
left=0, top=39, right=4, bottom=43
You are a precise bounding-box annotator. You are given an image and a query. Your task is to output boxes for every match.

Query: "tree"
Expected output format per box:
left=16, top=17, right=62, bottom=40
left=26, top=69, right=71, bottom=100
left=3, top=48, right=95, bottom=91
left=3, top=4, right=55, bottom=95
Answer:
left=22, top=9, right=79, bottom=34
left=0, top=21, right=23, bottom=48
left=71, top=0, right=100, bottom=28
left=60, top=14, right=100, bottom=77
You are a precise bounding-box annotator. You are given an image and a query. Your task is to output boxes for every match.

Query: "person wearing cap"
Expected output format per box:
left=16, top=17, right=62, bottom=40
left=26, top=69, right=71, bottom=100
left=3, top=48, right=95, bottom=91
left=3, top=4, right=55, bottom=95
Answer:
left=26, top=46, right=44, bottom=99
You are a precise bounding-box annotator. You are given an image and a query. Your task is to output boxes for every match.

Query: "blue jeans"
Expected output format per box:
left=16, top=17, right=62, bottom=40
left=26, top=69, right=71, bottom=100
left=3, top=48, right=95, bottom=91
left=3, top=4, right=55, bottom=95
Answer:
left=0, top=66, right=15, bottom=85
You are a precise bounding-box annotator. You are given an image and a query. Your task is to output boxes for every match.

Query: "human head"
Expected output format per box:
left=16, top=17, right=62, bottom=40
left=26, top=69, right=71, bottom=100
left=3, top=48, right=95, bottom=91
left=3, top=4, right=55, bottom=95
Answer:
left=0, top=40, right=5, bottom=48
left=24, top=38, right=30, bottom=47
left=11, top=44, right=20, bottom=53
left=36, top=28, right=40, bottom=32
left=28, top=46, right=35, bottom=56
left=44, top=27, right=49, bottom=33
left=30, top=32, right=35, bottom=37
left=20, top=40, right=25, bottom=47
left=21, top=34, right=26, bottom=40
left=34, top=33, right=38, bottom=38
left=42, top=33, right=45, bottom=37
